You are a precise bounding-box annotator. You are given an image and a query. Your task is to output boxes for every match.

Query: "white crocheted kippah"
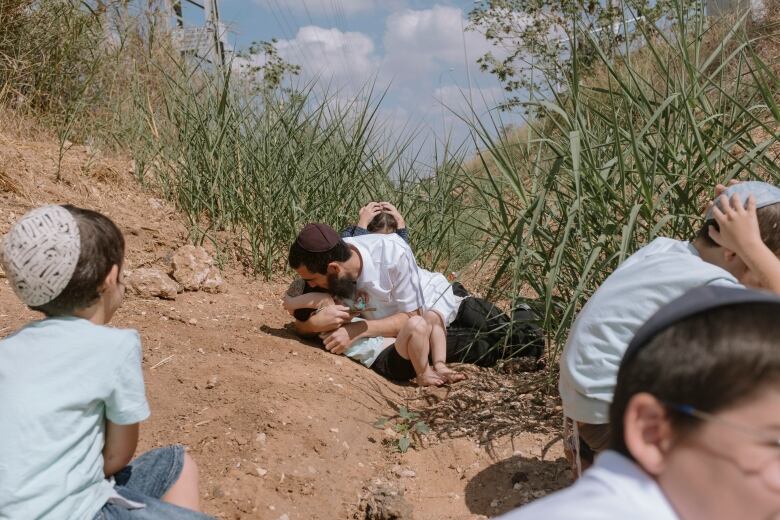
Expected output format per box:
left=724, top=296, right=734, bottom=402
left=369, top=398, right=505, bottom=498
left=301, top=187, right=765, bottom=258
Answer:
left=1, top=205, right=81, bottom=307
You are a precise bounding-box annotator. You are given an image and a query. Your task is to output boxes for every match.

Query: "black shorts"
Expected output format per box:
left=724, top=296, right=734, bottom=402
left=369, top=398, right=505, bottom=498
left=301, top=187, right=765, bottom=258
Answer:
left=371, top=345, right=416, bottom=382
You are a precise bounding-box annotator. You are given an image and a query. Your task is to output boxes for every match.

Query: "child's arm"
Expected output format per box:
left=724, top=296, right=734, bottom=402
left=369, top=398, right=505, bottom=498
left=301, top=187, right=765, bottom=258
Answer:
left=283, top=292, right=334, bottom=313
left=340, top=225, right=369, bottom=238
left=709, top=193, right=780, bottom=293
left=103, top=420, right=139, bottom=477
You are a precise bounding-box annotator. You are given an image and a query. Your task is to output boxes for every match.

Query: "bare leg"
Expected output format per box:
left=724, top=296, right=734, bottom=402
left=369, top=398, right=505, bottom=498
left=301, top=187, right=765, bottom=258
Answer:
left=425, top=311, right=466, bottom=384
left=162, top=452, right=202, bottom=511
left=395, top=316, right=444, bottom=386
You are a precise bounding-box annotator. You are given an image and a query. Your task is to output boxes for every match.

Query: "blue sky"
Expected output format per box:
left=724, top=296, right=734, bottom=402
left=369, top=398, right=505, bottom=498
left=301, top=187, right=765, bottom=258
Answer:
left=179, top=0, right=519, bottom=159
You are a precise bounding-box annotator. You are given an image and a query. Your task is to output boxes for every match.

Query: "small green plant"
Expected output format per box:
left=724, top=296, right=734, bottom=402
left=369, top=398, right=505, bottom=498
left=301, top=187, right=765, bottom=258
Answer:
left=374, top=406, right=430, bottom=453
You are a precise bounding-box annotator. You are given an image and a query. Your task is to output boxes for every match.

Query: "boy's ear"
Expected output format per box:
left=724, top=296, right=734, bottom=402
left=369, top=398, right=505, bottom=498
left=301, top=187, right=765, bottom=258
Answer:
left=623, top=393, right=675, bottom=476
left=100, top=264, right=120, bottom=293
left=723, top=248, right=739, bottom=263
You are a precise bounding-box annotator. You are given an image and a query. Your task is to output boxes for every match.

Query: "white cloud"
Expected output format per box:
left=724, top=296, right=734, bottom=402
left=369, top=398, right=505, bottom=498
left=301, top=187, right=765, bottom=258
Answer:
left=234, top=25, right=379, bottom=91
left=381, top=5, right=494, bottom=81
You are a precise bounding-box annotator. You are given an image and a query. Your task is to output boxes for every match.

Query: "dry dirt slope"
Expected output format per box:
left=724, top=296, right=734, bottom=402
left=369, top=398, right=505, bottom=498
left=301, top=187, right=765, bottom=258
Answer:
left=0, top=127, right=570, bottom=519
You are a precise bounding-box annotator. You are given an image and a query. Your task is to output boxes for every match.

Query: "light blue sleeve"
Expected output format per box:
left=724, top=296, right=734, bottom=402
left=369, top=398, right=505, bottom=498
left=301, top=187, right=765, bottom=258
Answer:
left=707, top=277, right=743, bottom=289
left=105, top=331, right=150, bottom=425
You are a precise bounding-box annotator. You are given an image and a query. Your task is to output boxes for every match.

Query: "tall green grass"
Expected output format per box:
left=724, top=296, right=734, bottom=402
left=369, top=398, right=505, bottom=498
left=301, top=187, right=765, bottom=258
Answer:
left=464, top=3, right=780, bottom=362
left=130, top=62, right=477, bottom=277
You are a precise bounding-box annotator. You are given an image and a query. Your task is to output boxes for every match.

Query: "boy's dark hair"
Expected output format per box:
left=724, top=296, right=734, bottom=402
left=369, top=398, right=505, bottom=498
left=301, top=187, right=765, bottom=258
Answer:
left=288, top=239, right=352, bottom=275
left=367, top=212, right=398, bottom=234
left=31, top=205, right=125, bottom=316
left=609, top=302, right=780, bottom=457
left=696, top=202, right=780, bottom=254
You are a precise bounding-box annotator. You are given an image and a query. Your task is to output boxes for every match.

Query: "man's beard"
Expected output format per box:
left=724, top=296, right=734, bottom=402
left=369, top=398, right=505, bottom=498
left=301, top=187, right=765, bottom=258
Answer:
left=327, top=272, right=357, bottom=300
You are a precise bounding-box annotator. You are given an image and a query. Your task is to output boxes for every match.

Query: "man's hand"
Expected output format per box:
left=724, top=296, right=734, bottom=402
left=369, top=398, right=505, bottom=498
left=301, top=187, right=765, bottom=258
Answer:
left=358, top=202, right=383, bottom=228
left=380, top=202, right=405, bottom=229
left=294, top=305, right=352, bottom=335
left=708, top=193, right=761, bottom=254
left=321, top=321, right=368, bottom=355
left=315, top=305, right=352, bottom=330
left=321, top=327, right=352, bottom=355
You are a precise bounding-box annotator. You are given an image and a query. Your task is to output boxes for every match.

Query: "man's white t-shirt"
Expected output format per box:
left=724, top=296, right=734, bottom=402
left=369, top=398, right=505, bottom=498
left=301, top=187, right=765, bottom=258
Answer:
left=559, top=238, right=740, bottom=424
left=497, top=451, right=679, bottom=520
left=343, top=234, right=463, bottom=326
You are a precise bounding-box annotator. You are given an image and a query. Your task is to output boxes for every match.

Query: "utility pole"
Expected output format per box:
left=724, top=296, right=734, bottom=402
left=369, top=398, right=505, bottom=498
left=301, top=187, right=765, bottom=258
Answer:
left=167, top=0, right=226, bottom=68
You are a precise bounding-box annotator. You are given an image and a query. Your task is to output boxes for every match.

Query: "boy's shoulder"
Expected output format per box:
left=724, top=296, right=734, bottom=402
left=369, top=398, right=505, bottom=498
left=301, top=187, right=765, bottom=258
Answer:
left=2, top=317, right=139, bottom=352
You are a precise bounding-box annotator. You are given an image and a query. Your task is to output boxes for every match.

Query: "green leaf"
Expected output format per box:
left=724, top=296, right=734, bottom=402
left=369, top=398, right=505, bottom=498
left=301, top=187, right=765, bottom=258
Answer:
left=398, top=406, right=411, bottom=419
left=414, top=421, right=430, bottom=434
left=373, top=417, right=388, bottom=429
left=398, top=435, right=411, bottom=453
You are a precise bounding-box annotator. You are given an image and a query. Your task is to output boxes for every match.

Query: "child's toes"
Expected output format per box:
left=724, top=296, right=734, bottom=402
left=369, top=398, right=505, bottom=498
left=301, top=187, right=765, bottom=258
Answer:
left=444, top=371, right=467, bottom=383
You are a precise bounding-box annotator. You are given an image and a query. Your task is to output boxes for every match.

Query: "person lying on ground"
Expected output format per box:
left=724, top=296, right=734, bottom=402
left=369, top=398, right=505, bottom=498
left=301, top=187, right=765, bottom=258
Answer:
left=290, top=213, right=466, bottom=386
left=287, top=223, right=544, bottom=386
left=283, top=201, right=410, bottom=321
left=0, top=205, right=213, bottom=520
left=558, top=180, right=780, bottom=474
left=500, top=285, right=780, bottom=520
left=341, top=201, right=409, bottom=243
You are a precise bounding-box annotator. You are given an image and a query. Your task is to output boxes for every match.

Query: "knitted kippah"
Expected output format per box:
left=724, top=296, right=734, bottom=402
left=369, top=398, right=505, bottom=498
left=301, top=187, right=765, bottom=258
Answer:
left=1, top=205, right=81, bottom=306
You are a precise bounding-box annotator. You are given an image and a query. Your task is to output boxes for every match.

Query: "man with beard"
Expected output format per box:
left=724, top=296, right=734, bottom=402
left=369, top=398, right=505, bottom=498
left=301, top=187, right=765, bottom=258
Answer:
left=286, top=223, right=544, bottom=383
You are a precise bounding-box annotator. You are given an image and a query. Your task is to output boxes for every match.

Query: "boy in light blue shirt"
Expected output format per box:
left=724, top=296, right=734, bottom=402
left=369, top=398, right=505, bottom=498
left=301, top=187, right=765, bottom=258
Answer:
left=0, top=205, right=212, bottom=519
left=560, top=181, right=780, bottom=473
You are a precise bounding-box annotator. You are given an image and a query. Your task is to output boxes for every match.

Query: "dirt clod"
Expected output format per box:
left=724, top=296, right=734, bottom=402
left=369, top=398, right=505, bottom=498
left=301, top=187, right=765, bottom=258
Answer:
left=359, top=483, right=413, bottom=520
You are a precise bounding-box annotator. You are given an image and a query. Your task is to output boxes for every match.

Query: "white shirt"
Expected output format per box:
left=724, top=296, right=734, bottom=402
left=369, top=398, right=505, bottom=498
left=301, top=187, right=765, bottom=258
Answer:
left=559, top=238, right=740, bottom=423
left=497, top=451, right=679, bottom=520
left=343, top=234, right=463, bottom=326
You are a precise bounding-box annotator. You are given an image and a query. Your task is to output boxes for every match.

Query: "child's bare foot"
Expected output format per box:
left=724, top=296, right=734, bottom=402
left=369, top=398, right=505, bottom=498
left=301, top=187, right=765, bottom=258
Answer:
left=434, top=362, right=467, bottom=384
left=416, top=367, right=445, bottom=387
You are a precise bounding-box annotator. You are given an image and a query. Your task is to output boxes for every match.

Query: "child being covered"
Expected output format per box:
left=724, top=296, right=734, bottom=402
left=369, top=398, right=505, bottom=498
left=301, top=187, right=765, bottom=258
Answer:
left=283, top=278, right=393, bottom=368
left=340, top=201, right=409, bottom=242
left=0, top=205, right=213, bottom=520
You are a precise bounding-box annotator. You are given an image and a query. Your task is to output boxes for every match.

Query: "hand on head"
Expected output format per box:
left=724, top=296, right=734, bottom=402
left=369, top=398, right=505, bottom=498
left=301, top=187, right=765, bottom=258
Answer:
left=358, top=202, right=384, bottom=228
left=378, top=201, right=405, bottom=228
left=357, top=201, right=405, bottom=229
left=708, top=193, right=761, bottom=255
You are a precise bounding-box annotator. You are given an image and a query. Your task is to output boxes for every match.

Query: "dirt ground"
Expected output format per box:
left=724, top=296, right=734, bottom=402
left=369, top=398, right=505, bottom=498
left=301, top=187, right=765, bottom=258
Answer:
left=0, top=126, right=571, bottom=519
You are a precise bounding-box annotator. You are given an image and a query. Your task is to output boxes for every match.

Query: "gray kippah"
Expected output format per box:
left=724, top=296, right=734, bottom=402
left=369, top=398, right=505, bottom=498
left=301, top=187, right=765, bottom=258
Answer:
left=1, top=205, right=81, bottom=306
left=705, top=181, right=780, bottom=220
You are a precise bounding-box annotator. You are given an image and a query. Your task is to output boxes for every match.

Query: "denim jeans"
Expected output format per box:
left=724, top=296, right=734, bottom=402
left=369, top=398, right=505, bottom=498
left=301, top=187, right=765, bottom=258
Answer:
left=93, top=445, right=214, bottom=520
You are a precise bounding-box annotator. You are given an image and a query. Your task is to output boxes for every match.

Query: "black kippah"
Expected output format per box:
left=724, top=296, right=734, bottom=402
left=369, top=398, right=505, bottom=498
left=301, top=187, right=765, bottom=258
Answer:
left=295, top=223, right=341, bottom=253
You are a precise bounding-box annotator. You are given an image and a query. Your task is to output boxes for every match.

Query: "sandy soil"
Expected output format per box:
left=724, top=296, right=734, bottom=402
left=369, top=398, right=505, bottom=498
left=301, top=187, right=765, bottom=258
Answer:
left=0, top=127, right=571, bottom=519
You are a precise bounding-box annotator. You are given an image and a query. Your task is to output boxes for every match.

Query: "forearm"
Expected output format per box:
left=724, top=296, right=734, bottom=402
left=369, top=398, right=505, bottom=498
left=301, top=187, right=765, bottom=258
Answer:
left=741, top=241, right=780, bottom=294
left=103, top=421, right=139, bottom=477
left=348, top=312, right=413, bottom=340
left=288, top=293, right=333, bottom=310
left=293, top=311, right=338, bottom=335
